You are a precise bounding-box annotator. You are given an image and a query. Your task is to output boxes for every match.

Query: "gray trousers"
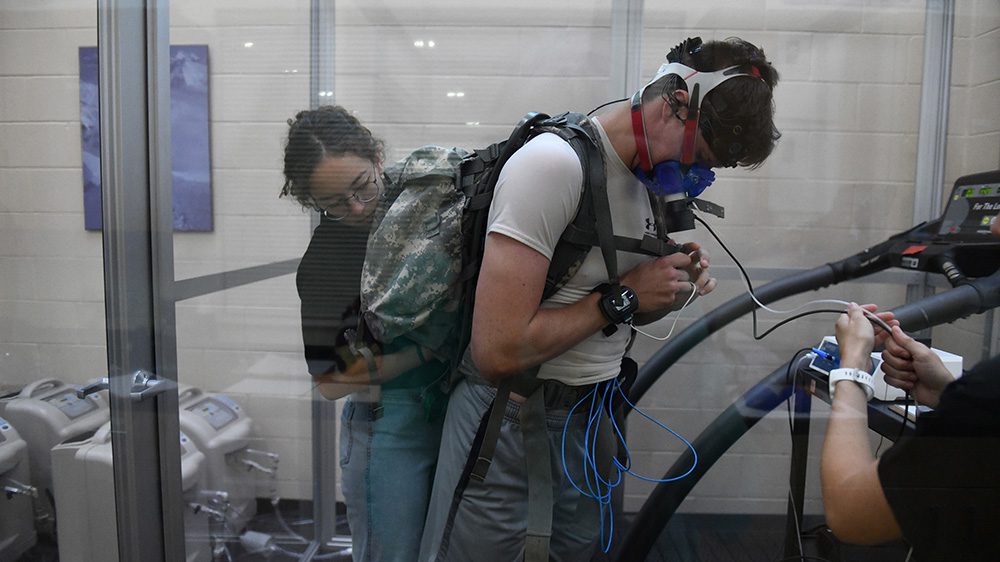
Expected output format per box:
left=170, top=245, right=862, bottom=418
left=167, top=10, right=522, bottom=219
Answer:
left=418, top=377, right=607, bottom=562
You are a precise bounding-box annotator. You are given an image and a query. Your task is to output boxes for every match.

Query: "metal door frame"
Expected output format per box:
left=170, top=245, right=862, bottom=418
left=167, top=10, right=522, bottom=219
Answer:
left=99, top=0, right=185, bottom=560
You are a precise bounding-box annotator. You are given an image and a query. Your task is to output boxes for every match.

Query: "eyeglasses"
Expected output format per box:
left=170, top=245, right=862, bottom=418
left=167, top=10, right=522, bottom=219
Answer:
left=308, top=164, right=381, bottom=221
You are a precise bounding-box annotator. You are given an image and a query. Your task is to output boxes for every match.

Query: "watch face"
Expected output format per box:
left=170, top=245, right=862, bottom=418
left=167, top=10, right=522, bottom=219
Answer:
left=616, top=287, right=637, bottom=312
left=597, top=284, right=639, bottom=326
left=609, top=286, right=638, bottom=319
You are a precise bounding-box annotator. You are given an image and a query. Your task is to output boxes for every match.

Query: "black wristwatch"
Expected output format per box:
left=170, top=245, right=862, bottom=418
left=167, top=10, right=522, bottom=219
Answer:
left=592, top=283, right=639, bottom=336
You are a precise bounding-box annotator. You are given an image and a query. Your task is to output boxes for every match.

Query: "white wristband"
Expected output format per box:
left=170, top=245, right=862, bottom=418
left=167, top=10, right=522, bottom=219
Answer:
left=828, top=368, right=875, bottom=401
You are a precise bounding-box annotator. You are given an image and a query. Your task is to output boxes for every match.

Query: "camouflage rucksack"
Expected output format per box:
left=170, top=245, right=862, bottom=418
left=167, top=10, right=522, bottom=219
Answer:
left=358, top=144, right=470, bottom=360
left=357, top=112, right=619, bottom=373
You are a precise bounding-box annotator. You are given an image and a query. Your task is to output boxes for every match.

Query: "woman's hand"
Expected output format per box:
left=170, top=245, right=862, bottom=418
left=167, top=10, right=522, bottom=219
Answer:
left=880, top=326, right=954, bottom=408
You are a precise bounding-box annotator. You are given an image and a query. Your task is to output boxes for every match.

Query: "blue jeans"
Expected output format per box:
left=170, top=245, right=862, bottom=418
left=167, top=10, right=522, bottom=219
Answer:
left=340, top=386, right=445, bottom=562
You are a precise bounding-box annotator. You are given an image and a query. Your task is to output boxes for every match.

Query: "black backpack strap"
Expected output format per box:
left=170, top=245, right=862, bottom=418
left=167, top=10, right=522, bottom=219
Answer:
left=542, top=114, right=613, bottom=298
left=450, top=113, right=553, bottom=375
left=462, top=112, right=551, bottom=208
left=577, top=121, right=619, bottom=285
left=469, top=377, right=512, bottom=483
left=520, top=384, right=553, bottom=562
left=543, top=113, right=686, bottom=299
left=465, top=372, right=551, bottom=562
left=560, top=229, right=683, bottom=258
left=469, top=371, right=543, bottom=482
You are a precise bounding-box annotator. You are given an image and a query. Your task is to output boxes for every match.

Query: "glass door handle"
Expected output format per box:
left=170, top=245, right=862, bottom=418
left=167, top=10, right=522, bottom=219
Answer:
left=77, top=377, right=110, bottom=398
left=128, top=370, right=176, bottom=402
left=76, top=371, right=175, bottom=402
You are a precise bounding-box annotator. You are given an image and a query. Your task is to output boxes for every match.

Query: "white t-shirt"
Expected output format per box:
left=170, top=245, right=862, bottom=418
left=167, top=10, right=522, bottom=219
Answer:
left=487, top=118, right=658, bottom=386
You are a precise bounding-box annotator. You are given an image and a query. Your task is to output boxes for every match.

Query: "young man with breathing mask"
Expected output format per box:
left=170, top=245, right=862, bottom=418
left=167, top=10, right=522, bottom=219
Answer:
left=419, top=37, right=781, bottom=562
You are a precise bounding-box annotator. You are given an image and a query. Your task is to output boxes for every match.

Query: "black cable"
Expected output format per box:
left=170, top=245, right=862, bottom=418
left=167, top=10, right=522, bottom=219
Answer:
left=694, top=214, right=756, bottom=288
left=880, top=384, right=914, bottom=458
left=756, top=309, right=847, bottom=340
left=895, top=391, right=911, bottom=442
left=783, top=348, right=824, bottom=562
left=786, top=348, right=814, bottom=434
left=693, top=214, right=768, bottom=338
left=875, top=377, right=914, bottom=458
left=587, top=97, right=628, bottom=116
left=786, top=349, right=814, bottom=386
left=693, top=213, right=894, bottom=340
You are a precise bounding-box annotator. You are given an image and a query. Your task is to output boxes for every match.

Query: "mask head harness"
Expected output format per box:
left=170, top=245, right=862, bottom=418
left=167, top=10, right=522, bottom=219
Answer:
left=630, top=38, right=764, bottom=173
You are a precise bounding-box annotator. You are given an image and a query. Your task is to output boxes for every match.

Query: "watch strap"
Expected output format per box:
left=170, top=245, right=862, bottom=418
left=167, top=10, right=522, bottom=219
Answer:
left=592, top=283, right=614, bottom=296
left=828, top=367, right=875, bottom=401
left=592, top=283, right=637, bottom=335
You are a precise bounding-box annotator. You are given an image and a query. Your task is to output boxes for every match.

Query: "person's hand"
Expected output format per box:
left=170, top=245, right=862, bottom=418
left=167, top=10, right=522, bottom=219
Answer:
left=311, top=350, right=380, bottom=400
left=834, top=303, right=878, bottom=370
left=834, top=303, right=896, bottom=369
left=316, top=353, right=379, bottom=384
left=620, top=252, right=693, bottom=313
left=680, top=241, right=718, bottom=297
left=880, top=325, right=954, bottom=408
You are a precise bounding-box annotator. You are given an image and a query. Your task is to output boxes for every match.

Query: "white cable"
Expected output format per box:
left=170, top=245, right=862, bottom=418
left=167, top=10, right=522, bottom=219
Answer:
left=694, top=209, right=894, bottom=334
left=633, top=210, right=896, bottom=344
left=632, top=282, right=699, bottom=341
left=787, top=488, right=806, bottom=559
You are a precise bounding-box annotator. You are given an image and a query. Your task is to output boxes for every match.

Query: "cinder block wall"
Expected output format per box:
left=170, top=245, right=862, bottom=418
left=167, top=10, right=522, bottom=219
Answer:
left=933, top=0, right=1000, bottom=363
left=2, top=0, right=995, bottom=512
left=0, top=2, right=107, bottom=384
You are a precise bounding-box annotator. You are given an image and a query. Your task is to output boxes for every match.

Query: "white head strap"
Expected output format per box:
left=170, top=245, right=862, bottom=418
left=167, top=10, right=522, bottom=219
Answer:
left=642, top=62, right=755, bottom=111
left=630, top=62, right=760, bottom=170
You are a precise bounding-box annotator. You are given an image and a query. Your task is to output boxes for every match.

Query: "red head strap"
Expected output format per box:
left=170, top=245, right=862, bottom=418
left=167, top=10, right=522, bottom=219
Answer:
left=632, top=63, right=761, bottom=172
left=680, top=84, right=701, bottom=166
left=630, top=91, right=653, bottom=173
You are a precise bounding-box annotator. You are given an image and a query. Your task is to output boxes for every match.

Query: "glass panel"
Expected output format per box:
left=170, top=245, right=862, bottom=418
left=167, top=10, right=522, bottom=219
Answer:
left=174, top=282, right=313, bottom=560
left=168, top=1, right=320, bottom=559
left=631, top=0, right=929, bottom=548
left=169, top=1, right=313, bottom=280
left=0, top=2, right=116, bottom=560
left=935, top=0, right=1000, bottom=363
left=335, top=0, right=614, bottom=162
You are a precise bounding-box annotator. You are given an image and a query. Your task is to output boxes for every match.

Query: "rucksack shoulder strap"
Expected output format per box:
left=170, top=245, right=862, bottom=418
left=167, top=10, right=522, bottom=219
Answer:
left=542, top=113, right=685, bottom=300
left=461, top=113, right=551, bottom=211
left=541, top=113, right=617, bottom=299
left=559, top=226, right=683, bottom=257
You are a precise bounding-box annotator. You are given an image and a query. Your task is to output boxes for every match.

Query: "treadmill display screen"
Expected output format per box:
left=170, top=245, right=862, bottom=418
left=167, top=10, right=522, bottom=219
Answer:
left=938, top=182, right=1000, bottom=238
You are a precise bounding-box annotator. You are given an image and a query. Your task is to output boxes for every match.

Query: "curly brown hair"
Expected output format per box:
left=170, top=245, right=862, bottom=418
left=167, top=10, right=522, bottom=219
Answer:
left=280, top=105, right=385, bottom=207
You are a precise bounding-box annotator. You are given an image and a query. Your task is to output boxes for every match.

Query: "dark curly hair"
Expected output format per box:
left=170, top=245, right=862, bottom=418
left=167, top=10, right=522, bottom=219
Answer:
left=648, top=37, right=781, bottom=169
left=280, top=105, right=385, bottom=207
